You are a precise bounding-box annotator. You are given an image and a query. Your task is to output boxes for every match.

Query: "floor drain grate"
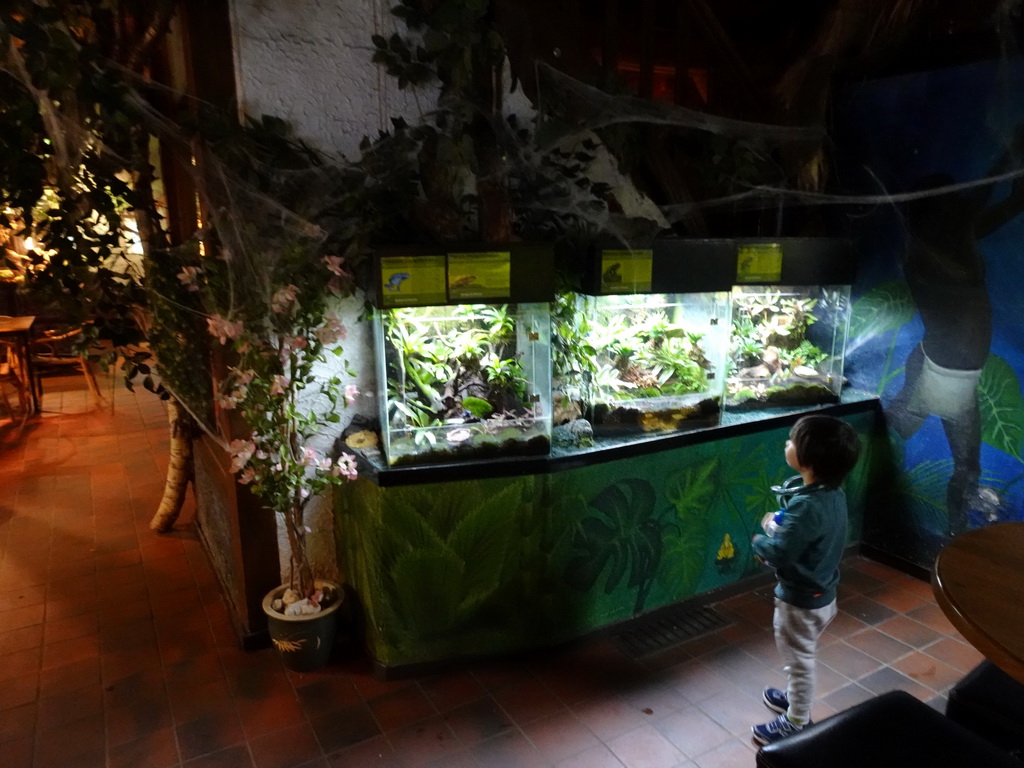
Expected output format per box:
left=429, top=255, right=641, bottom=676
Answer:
left=614, top=604, right=729, bottom=659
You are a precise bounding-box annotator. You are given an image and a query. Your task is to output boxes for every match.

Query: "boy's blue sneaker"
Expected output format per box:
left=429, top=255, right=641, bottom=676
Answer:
left=752, top=713, right=806, bottom=745
left=763, top=687, right=789, bottom=713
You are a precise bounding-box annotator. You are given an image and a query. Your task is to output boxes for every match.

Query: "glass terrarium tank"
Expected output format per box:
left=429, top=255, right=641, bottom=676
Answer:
left=374, top=303, right=552, bottom=466
left=580, top=291, right=730, bottom=435
left=726, top=284, right=851, bottom=411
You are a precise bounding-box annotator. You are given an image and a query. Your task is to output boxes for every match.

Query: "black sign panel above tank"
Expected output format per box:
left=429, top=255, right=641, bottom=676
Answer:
left=586, top=239, right=744, bottom=296
left=372, top=244, right=554, bottom=307
left=733, top=238, right=856, bottom=286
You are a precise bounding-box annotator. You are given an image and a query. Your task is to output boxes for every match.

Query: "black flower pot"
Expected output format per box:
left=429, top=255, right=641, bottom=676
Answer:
left=261, top=580, right=341, bottom=672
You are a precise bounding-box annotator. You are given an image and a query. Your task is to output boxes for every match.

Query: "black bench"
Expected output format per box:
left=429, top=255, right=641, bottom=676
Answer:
left=756, top=690, right=1022, bottom=768
left=947, top=661, right=1024, bottom=759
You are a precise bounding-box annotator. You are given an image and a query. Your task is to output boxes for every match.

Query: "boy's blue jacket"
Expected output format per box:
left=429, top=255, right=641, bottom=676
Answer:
left=751, top=483, right=847, bottom=609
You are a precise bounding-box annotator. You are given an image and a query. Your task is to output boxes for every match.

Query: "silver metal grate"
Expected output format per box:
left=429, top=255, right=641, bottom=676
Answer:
left=614, top=604, right=729, bottom=659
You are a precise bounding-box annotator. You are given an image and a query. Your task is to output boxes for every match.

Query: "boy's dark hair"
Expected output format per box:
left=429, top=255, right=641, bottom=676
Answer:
left=789, top=415, right=861, bottom=488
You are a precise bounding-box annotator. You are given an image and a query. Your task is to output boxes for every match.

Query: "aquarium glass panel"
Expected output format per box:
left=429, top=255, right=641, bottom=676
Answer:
left=374, top=303, right=552, bottom=466
left=580, top=292, right=730, bottom=435
left=726, top=285, right=851, bottom=411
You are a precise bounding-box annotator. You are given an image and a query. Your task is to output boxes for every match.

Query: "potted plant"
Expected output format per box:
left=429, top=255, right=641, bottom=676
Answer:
left=193, top=242, right=360, bottom=671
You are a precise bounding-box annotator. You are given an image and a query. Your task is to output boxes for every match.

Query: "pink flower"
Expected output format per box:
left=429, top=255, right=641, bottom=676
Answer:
left=230, top=367, right=256, bottom=386
left=215, top=391, right=239, bottom=410
left=270, top=374, right=290, bottom=395
left=228, top=438, right=256, bottom=473
left=177, top=266, right=201, bottom=291
left=290, top=336, right=308, bottom=350
left=315, top=313, right=347, bottom=346
left=207, top=314, right=245, bottom=345
left=323, top=255, right=351, bottom=278
left=238, top=467, right=257, bottom=485
left=344, top=384, right=359, bottom=406
left=301, top=446, right=320, bottom=466
left=334, top=453, right=358, bottom=481
left=271, top=285, right=299, bottom=313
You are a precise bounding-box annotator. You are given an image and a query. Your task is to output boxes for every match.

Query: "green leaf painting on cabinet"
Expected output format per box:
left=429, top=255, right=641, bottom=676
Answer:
left=339, top=474, right=571, bottom=664
left=563, top=478, right=671, bottom=614
left=336, top=411, right=876, bottom=670
left=661, top=457, right=719, bottom=593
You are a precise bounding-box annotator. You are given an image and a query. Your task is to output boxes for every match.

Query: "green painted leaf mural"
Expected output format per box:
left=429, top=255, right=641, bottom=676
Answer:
left=850, top=280, right=917, bottom=395
left=904, top=458, right=954, bottom=530
left=661, top=457, right=718, bottom=594
left=564, top=478, right=670, bottom=614
left=337, top=410, right=881, bottom=670
left=979, top=353, right=1024, bottom=462
left=367, top=479, right=530, bottom=659
left=849, top=280, right=915, bottom=339
left=391, top=549, right=466, bottom=632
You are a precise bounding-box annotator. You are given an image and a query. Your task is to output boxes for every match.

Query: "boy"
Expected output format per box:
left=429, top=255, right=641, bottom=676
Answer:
left=750, top=414, right=861, bottom=745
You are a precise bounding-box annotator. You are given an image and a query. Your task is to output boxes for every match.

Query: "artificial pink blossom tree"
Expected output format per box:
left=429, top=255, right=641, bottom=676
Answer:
left=195, top=245, right=361, bottom=603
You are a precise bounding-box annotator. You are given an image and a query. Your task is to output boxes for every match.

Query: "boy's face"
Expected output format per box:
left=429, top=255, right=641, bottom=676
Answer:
left=784, top=438, right=801, bottom=471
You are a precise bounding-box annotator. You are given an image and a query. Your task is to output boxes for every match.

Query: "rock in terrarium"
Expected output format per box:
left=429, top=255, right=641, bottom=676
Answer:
left=579, top=292, right=729, bottom=435
left=375, top=303, right=552, bottom=466
left=726, top=285, right=850, bottom=411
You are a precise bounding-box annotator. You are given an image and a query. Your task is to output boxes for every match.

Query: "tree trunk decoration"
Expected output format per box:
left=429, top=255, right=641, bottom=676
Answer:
left=150, top=397, right=196, bottom=533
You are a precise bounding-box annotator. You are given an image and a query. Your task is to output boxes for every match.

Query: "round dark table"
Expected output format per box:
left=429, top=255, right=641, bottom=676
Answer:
left=933, top=521, right=1024, bottom=684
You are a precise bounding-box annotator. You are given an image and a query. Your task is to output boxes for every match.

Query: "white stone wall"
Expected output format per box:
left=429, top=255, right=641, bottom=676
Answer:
left=229, top=0, right=424, bottom=160
left=228, top=0, right=413, bottom=584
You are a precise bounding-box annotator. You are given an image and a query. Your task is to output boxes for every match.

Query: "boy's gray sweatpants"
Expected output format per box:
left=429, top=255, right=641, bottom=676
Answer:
left=773, top=597, right=838, bottom=723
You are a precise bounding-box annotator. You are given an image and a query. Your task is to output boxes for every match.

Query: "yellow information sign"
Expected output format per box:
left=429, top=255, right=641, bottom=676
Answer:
left=380, top=254, right=447, bottom=307
left=736, top=243, right=783, bottom=283
left=601, top=249, right=653, bottom=293
left=447, top=251, right=511, bottom=300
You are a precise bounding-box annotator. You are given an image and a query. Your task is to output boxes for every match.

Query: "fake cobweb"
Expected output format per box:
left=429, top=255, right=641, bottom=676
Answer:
left=5, top=4, right=1024, bottom=444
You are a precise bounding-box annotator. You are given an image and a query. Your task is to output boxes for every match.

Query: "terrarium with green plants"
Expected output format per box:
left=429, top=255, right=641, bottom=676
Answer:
left=726, top=285, right=851, bottom=410
left=580, top=292, right=730, bottom=435
left=374, top=302, right=552, bottom=466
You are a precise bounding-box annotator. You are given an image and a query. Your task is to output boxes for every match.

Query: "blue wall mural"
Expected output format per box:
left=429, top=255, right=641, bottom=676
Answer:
left=838, top=58, right=1024, bottom=567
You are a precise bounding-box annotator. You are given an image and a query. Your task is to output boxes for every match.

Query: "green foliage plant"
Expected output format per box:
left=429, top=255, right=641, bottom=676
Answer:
left=0, top=2, right=175, bottom=389
left=382, top=303, right=536, bottom=456
left=729, top=290, right=824, bottom=378
left=587, top=300, right=712, bottom=403
left=551, top=291, right=597, bottom=396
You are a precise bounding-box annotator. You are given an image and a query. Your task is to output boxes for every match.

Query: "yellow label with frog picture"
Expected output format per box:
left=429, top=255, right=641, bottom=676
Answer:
left=736, top=243, right=783, bottom=283
left=601, top=249, right=652, bottom=293
left=380, top=255, right=447, bottom=307
left=448, top=251, right=510, bottom=300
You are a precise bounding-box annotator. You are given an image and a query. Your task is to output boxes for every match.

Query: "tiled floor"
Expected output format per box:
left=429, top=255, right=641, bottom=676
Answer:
left=0, top=371, right=986, bottom=768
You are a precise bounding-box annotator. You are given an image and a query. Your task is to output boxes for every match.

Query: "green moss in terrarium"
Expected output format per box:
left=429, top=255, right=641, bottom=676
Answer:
left=726, top=381, right=838, bottom=412
left=462, top=396, right=494, bottom=419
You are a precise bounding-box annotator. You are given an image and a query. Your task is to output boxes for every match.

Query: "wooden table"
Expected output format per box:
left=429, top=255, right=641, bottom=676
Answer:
left=933, top=522, right=1024, bottom=684
left=0, top=315, right=38, bottom=413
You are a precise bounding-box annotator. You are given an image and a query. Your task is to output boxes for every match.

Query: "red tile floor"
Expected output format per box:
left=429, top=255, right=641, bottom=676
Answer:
left=0, top=371, right=985, bottom=768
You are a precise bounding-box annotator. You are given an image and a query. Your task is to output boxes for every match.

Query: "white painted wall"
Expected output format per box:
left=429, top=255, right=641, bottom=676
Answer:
left=228, top=0, right=416, bottom=583
left=229, top=0, right=425, bottom=160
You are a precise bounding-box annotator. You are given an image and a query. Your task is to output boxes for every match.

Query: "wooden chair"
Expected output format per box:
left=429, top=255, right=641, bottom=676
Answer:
left=30, top=325, right=103, bottom=403
left=0, top=341, right=30, bottom=436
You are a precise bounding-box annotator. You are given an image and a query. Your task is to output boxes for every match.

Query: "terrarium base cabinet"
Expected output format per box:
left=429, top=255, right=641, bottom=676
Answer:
left=335, top=404, right=881, bottom=676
